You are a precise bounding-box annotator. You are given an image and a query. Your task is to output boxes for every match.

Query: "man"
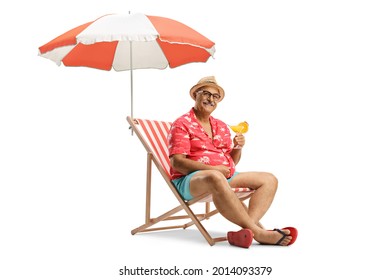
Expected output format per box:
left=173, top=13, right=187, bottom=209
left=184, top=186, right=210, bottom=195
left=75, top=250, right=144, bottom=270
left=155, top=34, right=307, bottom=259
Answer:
left=168, top=76, right=297, bottom=248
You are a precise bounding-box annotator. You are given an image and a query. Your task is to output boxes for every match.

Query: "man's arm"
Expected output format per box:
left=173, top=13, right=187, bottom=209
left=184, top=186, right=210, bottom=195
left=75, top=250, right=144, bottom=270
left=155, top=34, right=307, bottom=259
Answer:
left=230, top=133, right=245, bottom=164
left=230, top=148, right=242, bottom=165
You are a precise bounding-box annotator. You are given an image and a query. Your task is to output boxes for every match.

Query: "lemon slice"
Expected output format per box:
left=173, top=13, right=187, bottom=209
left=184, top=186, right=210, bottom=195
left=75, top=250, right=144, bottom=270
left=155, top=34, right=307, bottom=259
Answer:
left=229, top=121, right=248, bottom=133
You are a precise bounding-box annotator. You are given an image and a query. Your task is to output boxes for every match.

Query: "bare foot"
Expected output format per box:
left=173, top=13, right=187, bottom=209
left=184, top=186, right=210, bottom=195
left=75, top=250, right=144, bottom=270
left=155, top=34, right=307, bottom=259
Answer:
left=253, top=228, right=293, bottom=246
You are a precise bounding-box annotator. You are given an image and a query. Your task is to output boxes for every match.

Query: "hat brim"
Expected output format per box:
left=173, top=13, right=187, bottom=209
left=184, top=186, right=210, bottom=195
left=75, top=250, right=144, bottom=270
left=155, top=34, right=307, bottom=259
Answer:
left=190, top=83, right=225, bottom=101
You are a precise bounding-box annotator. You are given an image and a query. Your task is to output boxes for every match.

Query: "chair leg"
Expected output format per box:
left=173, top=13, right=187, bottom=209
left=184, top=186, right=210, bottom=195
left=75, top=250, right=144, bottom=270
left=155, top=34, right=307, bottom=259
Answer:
left=145, top=153, right=152, bottom=223
left=205, top=202, right=210, bottom=219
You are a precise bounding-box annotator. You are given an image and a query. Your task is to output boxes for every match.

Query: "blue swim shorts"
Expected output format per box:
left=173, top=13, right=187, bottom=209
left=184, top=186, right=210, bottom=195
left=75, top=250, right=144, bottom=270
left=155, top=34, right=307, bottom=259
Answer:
left=171, top=171, right=239, bottom=201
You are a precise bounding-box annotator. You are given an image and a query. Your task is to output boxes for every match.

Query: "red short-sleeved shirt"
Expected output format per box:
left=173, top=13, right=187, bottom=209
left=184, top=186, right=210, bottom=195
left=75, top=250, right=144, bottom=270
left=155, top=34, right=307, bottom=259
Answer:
left=168, top=108, right=235, bottom=180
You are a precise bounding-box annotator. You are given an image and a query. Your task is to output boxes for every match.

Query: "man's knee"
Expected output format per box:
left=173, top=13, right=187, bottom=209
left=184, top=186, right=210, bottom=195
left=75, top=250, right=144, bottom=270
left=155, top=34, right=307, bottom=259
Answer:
left=267, top=172, right=278, bottom=187
left=258, top=172, right=278, bottom=191
left=190, top=170, right=230, bottom=198
left=202, top=170, right=226, bottom=184
left=201, top=170, right=230, bottom=193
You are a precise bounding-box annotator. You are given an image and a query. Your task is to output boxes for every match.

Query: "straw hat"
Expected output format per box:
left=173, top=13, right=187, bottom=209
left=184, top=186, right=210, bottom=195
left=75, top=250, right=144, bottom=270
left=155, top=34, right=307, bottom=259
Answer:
left=189, top=76, right=225, bottom=101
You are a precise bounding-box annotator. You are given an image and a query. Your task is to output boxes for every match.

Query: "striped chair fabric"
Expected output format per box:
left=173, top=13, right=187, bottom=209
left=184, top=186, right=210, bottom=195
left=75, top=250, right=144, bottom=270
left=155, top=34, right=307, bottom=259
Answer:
left=135, top=118, right=253, bottom=202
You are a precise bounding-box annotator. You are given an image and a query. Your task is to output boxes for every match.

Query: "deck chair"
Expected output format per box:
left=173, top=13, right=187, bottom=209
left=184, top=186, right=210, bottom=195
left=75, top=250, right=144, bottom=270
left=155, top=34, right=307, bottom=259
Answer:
left=127, top=116, right=254, bottom=246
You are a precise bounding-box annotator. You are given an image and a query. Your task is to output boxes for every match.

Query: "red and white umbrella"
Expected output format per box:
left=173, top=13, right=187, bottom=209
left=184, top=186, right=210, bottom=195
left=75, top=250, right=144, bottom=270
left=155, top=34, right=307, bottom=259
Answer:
left=38, top=13, right=215, bottom=118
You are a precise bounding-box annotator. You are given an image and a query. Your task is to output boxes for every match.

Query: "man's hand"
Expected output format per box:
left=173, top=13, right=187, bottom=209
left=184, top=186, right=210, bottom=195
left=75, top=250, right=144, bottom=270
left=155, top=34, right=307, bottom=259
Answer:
left=213, top=165, right=231, bottom=178
left=233, top=133, right=245, bottom=148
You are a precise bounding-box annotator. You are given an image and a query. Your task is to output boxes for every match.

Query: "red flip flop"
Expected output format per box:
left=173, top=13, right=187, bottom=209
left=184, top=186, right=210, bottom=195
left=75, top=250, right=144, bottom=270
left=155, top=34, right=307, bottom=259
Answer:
left=273, top=227, right=298, bottom=246
left=227, top=228, right=253, bottom=248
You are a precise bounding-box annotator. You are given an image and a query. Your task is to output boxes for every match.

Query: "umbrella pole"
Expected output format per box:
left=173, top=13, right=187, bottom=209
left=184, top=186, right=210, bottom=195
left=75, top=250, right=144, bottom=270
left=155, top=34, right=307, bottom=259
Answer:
left=130, top=41, right=134, bottom=135
left=130, top=41, right=133, bottom=120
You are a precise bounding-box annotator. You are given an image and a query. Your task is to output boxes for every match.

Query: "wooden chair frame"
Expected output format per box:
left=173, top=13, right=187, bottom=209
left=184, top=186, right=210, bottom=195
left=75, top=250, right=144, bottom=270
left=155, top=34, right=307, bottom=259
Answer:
left=127, top=117, right=253, bottom=246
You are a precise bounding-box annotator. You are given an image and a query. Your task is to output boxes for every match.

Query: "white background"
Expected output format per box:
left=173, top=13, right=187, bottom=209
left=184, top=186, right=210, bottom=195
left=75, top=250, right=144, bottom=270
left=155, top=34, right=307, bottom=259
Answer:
left=1, top=0, right=389, bottom=279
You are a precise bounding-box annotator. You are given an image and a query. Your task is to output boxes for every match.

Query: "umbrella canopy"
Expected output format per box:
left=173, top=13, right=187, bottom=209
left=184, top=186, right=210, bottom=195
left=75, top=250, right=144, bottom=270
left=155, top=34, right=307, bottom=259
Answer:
left=38, top=13, right=216, bottom=117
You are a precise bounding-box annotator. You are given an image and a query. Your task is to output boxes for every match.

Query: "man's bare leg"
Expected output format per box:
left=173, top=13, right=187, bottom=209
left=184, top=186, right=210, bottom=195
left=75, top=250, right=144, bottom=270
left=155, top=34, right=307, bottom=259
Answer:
left=230, top=172, right=278, bottom=227
left=241, top=201, right=265, bottom=229
left=190, top=170, right=292, bottom=245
